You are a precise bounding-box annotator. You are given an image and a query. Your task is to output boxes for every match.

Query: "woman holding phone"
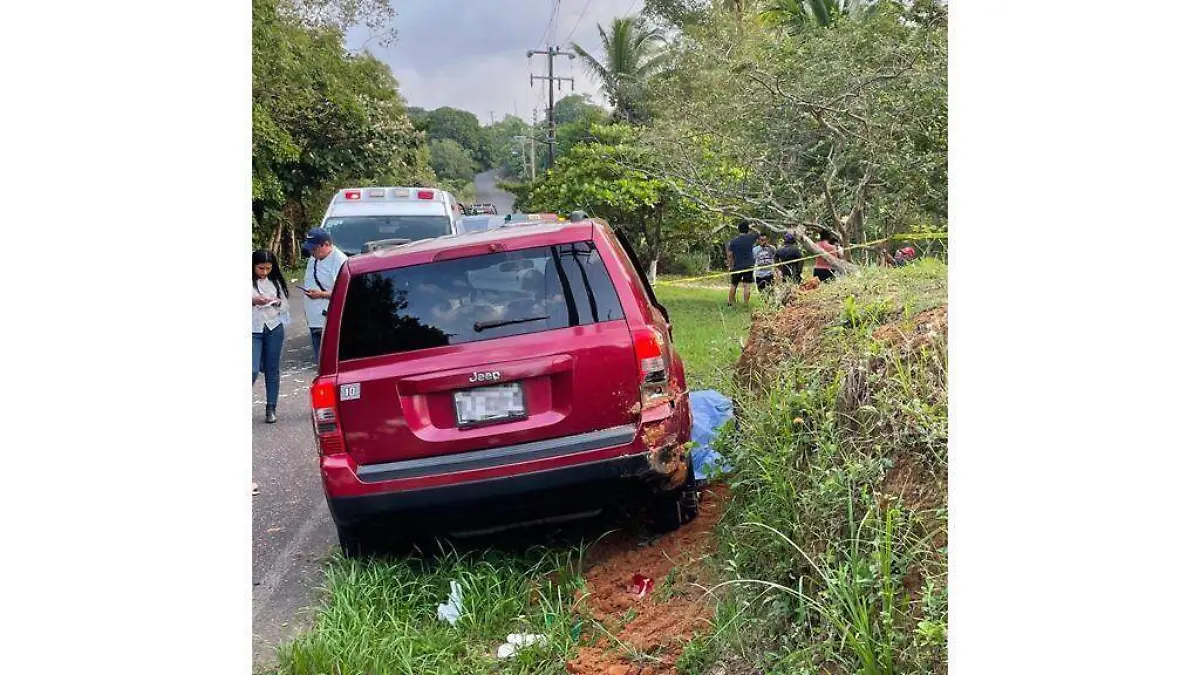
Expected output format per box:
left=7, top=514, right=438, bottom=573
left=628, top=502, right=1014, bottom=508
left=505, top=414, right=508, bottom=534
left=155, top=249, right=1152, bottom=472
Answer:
left=252, top=249, right=290, bottom=424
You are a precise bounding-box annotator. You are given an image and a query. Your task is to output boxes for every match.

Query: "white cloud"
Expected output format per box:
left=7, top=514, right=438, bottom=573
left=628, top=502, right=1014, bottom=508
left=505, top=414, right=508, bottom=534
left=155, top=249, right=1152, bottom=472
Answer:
left=347, top=0, right=643, bottom=123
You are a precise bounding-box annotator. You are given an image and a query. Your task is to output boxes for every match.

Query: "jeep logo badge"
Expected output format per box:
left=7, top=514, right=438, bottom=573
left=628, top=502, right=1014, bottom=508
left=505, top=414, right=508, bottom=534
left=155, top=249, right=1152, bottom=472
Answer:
left=468, top=371, right=502, bottom=383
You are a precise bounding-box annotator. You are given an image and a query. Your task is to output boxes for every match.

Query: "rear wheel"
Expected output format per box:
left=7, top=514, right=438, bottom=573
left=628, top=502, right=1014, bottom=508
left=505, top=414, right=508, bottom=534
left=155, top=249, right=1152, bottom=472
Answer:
left=649, top=461, right=701, bottom=532
left=335, top=521, right=375, bottom=559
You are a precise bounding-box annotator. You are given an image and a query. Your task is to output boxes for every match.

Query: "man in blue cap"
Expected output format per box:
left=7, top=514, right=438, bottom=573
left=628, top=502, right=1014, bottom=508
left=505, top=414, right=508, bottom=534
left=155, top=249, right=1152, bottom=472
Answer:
left=300, top=227, right=347, bottom=363
left=776, top=232, right=804, bottom=282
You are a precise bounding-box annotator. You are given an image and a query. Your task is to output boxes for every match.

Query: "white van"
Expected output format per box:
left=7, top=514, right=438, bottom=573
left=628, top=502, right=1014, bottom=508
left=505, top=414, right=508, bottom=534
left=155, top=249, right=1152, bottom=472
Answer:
left=318, top=187, right=464, bottom=255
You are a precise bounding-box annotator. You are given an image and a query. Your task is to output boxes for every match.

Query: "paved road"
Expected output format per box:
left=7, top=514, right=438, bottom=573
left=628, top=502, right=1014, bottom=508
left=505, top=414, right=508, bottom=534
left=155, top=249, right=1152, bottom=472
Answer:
left=473, top=169, right=515, bottom=215
left=251, top=282, right=334, bottom=671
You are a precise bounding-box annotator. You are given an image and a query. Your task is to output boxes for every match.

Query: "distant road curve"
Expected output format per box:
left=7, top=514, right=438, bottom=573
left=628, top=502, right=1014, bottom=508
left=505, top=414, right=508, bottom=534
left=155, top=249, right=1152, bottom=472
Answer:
left=472, top=170, right=515, bottom=215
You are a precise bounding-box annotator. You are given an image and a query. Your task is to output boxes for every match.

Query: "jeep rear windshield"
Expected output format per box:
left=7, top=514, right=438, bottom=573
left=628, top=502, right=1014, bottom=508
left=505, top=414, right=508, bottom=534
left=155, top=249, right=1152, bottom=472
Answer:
left=338, top=242, right=625, bottom=361
left=322, top=215, right=453, bottom=255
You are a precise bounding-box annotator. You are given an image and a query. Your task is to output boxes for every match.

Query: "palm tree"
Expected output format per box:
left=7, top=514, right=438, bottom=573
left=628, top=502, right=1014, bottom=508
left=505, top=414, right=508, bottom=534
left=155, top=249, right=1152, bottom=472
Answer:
left=571, top=17, right=668, bottom=124
left=761, top=0, right=878, bottom=33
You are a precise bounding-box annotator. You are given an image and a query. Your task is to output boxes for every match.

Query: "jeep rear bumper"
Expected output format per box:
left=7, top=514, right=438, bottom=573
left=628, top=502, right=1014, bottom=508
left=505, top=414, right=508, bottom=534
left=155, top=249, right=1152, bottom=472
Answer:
left=326, top=450, right=682, bottom=528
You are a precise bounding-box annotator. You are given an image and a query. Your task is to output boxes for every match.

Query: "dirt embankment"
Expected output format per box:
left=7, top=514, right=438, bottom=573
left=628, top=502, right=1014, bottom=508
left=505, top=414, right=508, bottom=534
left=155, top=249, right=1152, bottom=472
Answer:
left=736, top=296, right=949, bottom=517
left=567, top=485, right=729, bottom=675
left=736, top=289, right=947, bottom=387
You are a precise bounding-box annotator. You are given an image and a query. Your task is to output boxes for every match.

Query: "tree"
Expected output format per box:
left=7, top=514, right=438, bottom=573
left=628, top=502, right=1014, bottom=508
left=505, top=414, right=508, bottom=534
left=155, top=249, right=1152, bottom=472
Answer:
left=252, top=0, right=431, bottom=260
left=642, top=3, right=946, bottom=254
left=482, top=114, right=534, bottom=178
left=550, top=95, right=608, bottom=159
left=572, top=17, right=669, bottom=124
left=552, top=94, right=605, bottom=126
left=643, top=0, right=711, bottom=30
left=279, top=0, right=397, bottom=43
left=421, top=107, right=488, bottom=166
left=760, top=0, right=884, bottom=34
left=406, top=106, right=429, bottom=129
left=761, top=0, right=839, bottom=31
left=524, top=124, right=715, bottom=281
left=429, top=138, right=479, bottom=183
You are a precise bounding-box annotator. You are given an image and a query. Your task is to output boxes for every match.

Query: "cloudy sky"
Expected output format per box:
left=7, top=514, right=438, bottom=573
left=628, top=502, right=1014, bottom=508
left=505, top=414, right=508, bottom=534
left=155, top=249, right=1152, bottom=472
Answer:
left=346, top=0, right=646, bottom=125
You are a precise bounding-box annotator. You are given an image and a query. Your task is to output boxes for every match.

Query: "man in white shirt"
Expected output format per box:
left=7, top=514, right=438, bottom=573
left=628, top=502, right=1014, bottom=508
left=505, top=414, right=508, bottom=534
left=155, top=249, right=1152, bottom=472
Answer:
left=301, top=228, right=348, bottom=363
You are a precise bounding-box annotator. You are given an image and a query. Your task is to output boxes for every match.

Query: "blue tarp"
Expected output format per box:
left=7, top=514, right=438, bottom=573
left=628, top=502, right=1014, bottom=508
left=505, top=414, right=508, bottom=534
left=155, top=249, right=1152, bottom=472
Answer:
left=690, top=389, right=734, bottom=480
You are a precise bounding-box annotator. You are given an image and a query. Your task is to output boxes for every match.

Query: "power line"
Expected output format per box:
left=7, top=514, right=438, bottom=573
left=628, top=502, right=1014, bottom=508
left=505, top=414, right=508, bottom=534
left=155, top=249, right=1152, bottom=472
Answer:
left=535, top=0, right=556, bottom=48
left=563, top=0, right=595, bottom=44
left=551, top=0, right=562, bottom=44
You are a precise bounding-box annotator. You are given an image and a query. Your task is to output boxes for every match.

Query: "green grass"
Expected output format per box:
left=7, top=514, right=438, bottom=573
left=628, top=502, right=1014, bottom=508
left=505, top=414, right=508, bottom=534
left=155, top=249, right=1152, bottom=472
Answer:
left=654, top=283, right=756, bottom=391
left=687, top=259, right=949, bottom=675
left=271, top=545, right=593, bottom=675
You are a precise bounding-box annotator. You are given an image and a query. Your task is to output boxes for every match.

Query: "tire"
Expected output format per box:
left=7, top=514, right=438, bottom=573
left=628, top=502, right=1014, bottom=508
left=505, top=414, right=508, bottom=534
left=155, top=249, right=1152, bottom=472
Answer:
left=649, top=461, right=701, bottom=533
left=335, top=521, right=374, bottom=559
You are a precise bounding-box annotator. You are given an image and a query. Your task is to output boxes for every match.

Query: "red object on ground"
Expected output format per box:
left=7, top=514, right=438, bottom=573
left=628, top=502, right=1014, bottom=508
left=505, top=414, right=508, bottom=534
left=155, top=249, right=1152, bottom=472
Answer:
left=629, top=574, right=655, bottom=599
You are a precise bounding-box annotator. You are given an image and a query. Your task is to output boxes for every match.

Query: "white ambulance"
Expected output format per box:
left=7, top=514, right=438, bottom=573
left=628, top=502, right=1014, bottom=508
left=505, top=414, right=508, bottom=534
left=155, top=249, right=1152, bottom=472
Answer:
left=318, top=187, right=465, bottom=256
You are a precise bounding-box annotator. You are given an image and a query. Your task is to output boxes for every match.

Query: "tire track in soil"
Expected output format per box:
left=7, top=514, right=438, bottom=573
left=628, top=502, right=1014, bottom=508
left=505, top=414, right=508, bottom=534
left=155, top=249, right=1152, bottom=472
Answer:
left=568, top=484, right=730, bottom=675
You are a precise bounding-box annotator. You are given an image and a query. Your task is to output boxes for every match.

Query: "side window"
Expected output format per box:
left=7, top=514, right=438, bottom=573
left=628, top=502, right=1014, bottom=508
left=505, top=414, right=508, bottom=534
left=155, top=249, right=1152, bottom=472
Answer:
left=610, top=228, right=668, bottom=322
left=553, top=242, right=625, bottom=325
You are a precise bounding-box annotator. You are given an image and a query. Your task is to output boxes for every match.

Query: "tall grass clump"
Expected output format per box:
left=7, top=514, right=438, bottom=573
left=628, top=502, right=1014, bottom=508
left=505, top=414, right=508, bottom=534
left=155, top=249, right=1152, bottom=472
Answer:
left=693, top=261, right=948, bottom=675
left=271, top=542, right=591, bottom=675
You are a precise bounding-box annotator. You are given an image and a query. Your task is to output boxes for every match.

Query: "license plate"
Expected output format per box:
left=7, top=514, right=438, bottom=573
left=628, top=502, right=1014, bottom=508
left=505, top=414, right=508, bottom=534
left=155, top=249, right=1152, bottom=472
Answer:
left=453, top=383, right=526, bottom=426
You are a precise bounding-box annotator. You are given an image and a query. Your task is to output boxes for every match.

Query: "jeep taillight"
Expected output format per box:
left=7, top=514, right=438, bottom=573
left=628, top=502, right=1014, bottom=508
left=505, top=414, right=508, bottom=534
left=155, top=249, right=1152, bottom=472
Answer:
left=634, top=327, right=670, bottom=407
left=310, top=377, right=344, bottom=455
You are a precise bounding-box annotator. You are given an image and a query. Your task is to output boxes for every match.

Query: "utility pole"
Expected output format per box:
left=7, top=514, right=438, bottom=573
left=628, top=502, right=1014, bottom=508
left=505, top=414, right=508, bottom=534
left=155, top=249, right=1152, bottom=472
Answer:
left=513, top=136, right=537, bottom=181
left=528, top=46, right=575, bottom=166
left=487, top=110, right=495, bottom=125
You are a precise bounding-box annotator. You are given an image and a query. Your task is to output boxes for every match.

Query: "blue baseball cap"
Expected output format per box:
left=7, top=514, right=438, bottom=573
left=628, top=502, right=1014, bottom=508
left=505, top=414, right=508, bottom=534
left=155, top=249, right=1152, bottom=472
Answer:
left=784, top=232, right=796, bottom=243
left=301, top=228, right=332, bottom=252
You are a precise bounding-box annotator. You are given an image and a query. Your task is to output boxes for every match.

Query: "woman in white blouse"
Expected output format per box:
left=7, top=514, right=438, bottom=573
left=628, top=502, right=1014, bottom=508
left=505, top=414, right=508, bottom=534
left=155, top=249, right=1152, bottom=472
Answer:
left=252, top=250, right=291, bottom=424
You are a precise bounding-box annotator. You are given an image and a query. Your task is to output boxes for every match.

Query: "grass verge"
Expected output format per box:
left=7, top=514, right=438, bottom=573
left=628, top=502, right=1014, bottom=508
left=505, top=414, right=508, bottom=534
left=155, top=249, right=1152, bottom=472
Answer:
left=680, top=260, right=949, bottom=675
left=272, top=544, right=592, bottom=675
left=653, top=284, right=755, bottom=392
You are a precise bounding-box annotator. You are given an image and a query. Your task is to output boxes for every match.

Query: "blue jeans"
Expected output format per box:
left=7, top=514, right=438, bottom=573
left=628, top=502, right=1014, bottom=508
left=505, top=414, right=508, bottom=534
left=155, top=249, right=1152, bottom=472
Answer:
left=310, top=328, right=323, bottom=363
left=253, top=324, right=285, bottom=407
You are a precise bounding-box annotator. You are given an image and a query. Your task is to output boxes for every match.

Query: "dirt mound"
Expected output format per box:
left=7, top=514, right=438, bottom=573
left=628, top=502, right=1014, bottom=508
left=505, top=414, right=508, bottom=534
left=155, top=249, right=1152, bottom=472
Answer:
left=880, top=453, right=944, bottom=513
left=738, top=300, right=948, bottom=386
left=735, top=303, right=837, bottom=385
left=871, top=306, right=947, bottom=351
left=567, top=484, right=729, bottom=675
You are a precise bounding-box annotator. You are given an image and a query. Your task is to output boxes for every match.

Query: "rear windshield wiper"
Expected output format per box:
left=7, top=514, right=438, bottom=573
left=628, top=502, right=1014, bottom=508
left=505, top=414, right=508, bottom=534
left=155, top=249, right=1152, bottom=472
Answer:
left=474, top=315, right=548, bottom=332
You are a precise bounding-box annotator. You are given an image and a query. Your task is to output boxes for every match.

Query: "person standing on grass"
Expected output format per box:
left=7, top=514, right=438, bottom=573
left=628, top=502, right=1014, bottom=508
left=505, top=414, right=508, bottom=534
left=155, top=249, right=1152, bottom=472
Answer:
left=812, top=229, right=844, bottom=283
left=252, top=249, right=290, bottom=424
left=752, top=232, right=778, bottom=293
left=301, top=228, right=348, bottom=363
left=776, top=232, right=804, bottom=282
left=726, top=220, right=758, bottom=306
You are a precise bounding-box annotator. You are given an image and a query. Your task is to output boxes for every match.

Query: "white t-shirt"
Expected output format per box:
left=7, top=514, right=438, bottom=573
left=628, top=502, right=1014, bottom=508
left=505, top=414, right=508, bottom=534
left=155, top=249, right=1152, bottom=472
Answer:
left=304, top=247, right=348, bottom=329
left=252, top=278, right=291, bottom=333
left=753, top=244, right=776, bottom=278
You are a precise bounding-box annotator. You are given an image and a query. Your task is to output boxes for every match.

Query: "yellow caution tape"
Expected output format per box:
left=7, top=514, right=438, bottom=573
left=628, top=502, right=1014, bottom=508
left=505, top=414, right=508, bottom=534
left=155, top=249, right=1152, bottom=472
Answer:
left=655, top=231, right=948, bottom=287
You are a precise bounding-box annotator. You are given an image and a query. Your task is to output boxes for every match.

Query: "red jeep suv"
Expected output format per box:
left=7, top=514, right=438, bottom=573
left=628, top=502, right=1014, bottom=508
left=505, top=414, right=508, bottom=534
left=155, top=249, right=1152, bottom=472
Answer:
left=310, top=217, right=698, bottom=555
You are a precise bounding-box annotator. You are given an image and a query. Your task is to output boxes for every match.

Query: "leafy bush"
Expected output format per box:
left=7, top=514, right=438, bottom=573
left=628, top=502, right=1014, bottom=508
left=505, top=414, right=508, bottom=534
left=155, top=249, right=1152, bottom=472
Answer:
left=657, top=250, right=712, bottom=277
